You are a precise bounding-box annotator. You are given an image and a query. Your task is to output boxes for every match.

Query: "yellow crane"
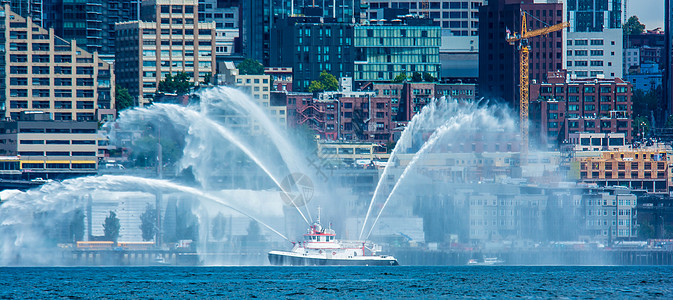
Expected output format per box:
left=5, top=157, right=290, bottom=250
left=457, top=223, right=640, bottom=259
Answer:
left=506, top=11, right=569, bottom=162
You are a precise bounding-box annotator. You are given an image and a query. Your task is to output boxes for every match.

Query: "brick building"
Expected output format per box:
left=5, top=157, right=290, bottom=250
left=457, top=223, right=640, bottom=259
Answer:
left=530, top=71, right=633, bottom=148
left=478, top=0, right=564, bottom=107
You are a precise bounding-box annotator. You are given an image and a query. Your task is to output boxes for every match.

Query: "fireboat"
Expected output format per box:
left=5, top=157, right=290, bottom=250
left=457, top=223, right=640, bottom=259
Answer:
left=268, top=211, right=398, bottom=266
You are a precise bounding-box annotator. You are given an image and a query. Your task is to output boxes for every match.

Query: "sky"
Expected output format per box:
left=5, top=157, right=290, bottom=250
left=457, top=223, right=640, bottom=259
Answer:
left=628, top=1, right=664, bottom=30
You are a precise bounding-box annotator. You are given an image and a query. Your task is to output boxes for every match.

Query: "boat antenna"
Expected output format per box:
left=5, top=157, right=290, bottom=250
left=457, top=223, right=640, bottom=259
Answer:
left=317, top=206, right=321, bottom=225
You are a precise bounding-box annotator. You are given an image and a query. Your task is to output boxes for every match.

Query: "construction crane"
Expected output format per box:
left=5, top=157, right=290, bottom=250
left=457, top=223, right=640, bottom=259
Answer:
left=420, top=0, right=430, bottom=18
left=506, top=11, right=569, bottom=163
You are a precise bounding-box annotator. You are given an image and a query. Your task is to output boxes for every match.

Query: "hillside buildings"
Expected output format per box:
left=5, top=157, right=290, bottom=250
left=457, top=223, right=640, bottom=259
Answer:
left=115, top=0, right=216, bottom=106
left=0, top=5, right=115, bottom=121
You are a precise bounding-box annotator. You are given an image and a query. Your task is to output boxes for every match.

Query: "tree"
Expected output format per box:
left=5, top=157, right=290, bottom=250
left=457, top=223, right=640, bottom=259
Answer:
left=308, top=70, right=339, bottom=92
left=623, top=16, right=645, bottom=35
left=69, top=209, right=85, bottom=242
left=202, top=72, right=212, bottom=85
left=211, top=212, right=226, bottom=241
left=103, top=211, right=121, bottom=243
left=157, top=72, right=193, bottom=95
left=631, top=86, right=661, bottom=119
left=115, top=85, right=134, bottom=112
left=411, top=72, right=423, bottom=82
left=665, top=115, right=673, bottom=129
left=392, top=73, right=407, bottom=83
left=423, top=72, right=436, bottom=82
left=237, top=58, right=264, bottom=75
left=140, top=203, right=158, bottom=242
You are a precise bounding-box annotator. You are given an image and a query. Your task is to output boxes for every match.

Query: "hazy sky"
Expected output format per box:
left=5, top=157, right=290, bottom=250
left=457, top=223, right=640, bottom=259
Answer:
left=629, top=1, right=664, bottom=30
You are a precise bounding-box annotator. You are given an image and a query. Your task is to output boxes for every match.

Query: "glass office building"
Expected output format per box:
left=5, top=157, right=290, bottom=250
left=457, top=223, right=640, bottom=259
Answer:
left=354, top=25, right=440, bottom=82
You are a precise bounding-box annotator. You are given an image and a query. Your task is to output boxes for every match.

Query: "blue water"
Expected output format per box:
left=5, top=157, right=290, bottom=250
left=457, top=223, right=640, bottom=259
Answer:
left=2, top=266, right=672, bottom=299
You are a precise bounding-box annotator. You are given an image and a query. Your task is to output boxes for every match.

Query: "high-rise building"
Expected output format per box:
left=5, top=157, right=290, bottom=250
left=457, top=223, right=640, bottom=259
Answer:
left=665, top=0, right=673, bottom=117
left=4, top=0, right=43, bottom=26
left=115, top=0, right=216, bottom=106
left=478, top=0, right=564, bottom=107
left=40, top=0, right=140, bottom=58
left=242, top=1, right=360, bottom=66
left=354, top=18, right=441, bottom=83
left=565, top=0, right=623, bottom=79
left=364, top=0, right=485, bottom=37
left=197, top=0, right=239, bottom=59
left=0, top=5, right=115, bottom=121
left=270, top=15, right=355, bottom=92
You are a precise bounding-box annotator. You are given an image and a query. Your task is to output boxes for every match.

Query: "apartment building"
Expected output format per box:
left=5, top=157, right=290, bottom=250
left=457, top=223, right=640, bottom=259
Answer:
left=530, top=72, right=633, bottom=148
left=573, top=148, right=669, bottom=194
left=115, top=0, right=216, bottom=106
left=1, top=5, right=115, bottom=121
left=234, top=74, right=286, bottom=130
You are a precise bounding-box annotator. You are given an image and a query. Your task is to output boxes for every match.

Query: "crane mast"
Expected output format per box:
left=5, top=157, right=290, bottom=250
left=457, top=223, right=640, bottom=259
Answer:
left=506, top=11, right=569, bottom=164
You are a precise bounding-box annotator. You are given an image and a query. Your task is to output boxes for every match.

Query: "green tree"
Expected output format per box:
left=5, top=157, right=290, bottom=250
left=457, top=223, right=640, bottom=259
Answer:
left=157, top=72, right=193, bottom=95
left=69, top=209, right=85, bottom=242
left=664, top=115, right=673, bottom=129
left=623, top=16, right=645, bottom=35
left=139, top=203, right=158, bottom=242
left=211, top=212, right=226, bottom=241
left=638, top=221, right=655, bottom=239
left=237, top=58, right=264, bottom=75
left=411, top=72, right=423, bottom=82
left=308, top=70, right=339, bottom=92
left=632, top=87, right=661, bottom=119
left=202, top=72, right=212, bottom=85
left=422, top=72, right=436, bottom=82
left=115, top=85, right=134, bottom=112
left=392, top=73, right=407, bottom=83
left=103, top=211, right=121, bottom=243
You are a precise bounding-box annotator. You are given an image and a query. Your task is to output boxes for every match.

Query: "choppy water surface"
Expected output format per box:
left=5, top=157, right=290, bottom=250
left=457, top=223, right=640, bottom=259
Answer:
left=2, top=266, right=672, bottom=299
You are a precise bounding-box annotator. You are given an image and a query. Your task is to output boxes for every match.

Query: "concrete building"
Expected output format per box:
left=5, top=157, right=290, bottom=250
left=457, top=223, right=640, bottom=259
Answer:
left=566, top=30, right=622, bottom=79
left=354, top=19, right=441, bottom=83
left=623, top=48, right=640, bottom=74
left=530, top=73, right=633, bottom=148
left=1, top=5, right=115, bottom=121
left=478, top=0, right=564, bottom=107
left=115, top=0, right=217, bottom=106
left=0, top=111, right=98, bottom=179
left=565, top=0, right=623, bottom=79
left=197, top=0, right=239, bottom=59
left=364, top=0, right=485, bottom=37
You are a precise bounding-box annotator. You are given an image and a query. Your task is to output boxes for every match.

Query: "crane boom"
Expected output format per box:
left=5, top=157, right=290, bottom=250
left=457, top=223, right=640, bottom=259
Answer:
left=506, top=11, right=569, bottom=165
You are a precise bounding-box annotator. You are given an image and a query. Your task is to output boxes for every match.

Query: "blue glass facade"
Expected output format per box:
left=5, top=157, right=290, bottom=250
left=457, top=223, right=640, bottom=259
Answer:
left=354, top=26, right=440, bottom=82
